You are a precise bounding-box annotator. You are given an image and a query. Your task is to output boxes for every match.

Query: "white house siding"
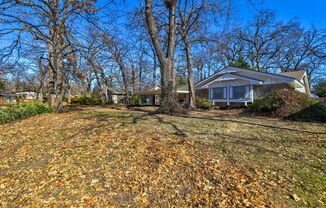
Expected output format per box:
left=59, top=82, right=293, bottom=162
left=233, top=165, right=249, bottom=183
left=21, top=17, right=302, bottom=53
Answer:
left=195, top=67, right=310, bottom=105
left=16, top=92, right=37, bottom=100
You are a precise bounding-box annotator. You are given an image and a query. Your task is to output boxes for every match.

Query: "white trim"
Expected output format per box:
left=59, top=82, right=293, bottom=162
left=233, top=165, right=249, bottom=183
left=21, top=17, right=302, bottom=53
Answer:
left=217, top=66, right=296, bottom=82
left=201, top=73, right=262, bottom=89
left=294, top=80, right=305, bottom=89
left=209, top=84, right=254, bottom=103
left=196, top=66, right=296, bottom=88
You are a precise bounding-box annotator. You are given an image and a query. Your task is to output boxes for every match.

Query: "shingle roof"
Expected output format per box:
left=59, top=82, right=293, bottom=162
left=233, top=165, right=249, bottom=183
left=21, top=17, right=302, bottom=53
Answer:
left=176, top=85, right=188, bottom=91
left=281, top=70, right=306, bottom=81
left=195, top=66, right=302, bottom=88
left=108, top=87, right=125, bottom=95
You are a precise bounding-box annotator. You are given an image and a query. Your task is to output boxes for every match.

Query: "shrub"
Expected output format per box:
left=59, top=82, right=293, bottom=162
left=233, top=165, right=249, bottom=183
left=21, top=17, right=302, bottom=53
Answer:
left=196, top=97, right=213, bottom=109
left=0, top=101, right=52, bottom=124
left=315, top=80, right=326, bottom=97
left=131, top=95, right=141, bottom=106
left=71, top=96, right=101, bottom=106
left=249, top=89, right=316, bottom=118
left=288, top=102, right=326, bottom=122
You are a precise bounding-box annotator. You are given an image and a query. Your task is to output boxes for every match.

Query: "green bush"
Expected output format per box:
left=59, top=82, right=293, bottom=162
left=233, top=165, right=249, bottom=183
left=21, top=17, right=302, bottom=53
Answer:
left=248, top=97, right=273, bottom=113
left=249, top=89, right=317, bottom=118
left=196, top=97, right=213, bottom=109
left=0, top=102, right=52, bottom=124
left=288, top=102, right=326, bottom=122
left=71, top=96, right=102, bottom=106
left=315, top=80, right=326, bottom=97
left=131, top=95, right=141, bottom=106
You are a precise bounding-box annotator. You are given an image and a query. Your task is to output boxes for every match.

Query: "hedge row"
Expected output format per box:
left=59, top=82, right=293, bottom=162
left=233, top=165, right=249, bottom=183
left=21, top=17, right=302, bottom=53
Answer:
left=249, top=89, right=326, bottom=122
left=0, top=102, right=52, bottom=124
left=71, top=96, right=113, bottom=106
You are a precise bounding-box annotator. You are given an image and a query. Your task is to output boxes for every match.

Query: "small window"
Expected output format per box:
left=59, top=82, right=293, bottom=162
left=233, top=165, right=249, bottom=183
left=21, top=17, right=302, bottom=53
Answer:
left=233, top=86, right=246, bottom=99
left=211, top=87, right=226, bottom=99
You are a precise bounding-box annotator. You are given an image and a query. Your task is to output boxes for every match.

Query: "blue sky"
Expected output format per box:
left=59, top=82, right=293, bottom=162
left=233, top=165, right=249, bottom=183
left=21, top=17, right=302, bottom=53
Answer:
left=235, top=0, right=326, bottom=28
left=119, top=0, right=326, bottom=28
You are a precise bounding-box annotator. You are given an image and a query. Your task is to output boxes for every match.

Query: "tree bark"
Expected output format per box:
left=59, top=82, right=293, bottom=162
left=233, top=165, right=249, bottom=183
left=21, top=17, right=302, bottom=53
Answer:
left=145, top=0, right=181, bottom=114
left=184, top=38, right=196, bottom=109
left=99, top=64, right=109, bottom=101
left=115, top=56, right=130, bottom=104
left=94, top=68, right=106, bottom=104
left=37, top=59, right=45, bottom=103
left=47, top=31, right=56, bottom=109
left=54, top=28, right=64, bottom=113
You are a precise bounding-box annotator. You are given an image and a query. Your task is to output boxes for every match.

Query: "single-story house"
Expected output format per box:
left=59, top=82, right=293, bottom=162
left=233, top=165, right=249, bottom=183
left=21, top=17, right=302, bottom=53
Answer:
left=16, top=90, right=38, bottom=100
left=0, top=90, right=17, bottom=103
left=195, top=66, right=311, bottom=107
left=137, top=85, right=189, bottom=105
left=108, top=87, right=127, bottom=104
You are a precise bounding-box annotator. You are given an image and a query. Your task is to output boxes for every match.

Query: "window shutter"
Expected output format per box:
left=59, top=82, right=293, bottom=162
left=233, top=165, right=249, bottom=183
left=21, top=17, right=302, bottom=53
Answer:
left=229, top=87, right=233, bottom=99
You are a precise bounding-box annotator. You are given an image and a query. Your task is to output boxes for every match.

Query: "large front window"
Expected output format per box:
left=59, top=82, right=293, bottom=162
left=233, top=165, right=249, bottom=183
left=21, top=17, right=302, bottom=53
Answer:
left=209, top=85, right=251, bottom=100
left=211, top=87, right=226, bottom=99
left=230, top=85, right=250, bottom=99
left=233, top=86, right=246, bottom=99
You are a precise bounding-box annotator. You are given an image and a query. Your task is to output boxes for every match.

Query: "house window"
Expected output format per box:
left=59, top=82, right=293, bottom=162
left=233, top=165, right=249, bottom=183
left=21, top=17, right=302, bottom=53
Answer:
left=231, top=85, right=250, bottom=99
left=233, top=86, right=245, bottom=99
left=211, top=87, right=226, bottom=99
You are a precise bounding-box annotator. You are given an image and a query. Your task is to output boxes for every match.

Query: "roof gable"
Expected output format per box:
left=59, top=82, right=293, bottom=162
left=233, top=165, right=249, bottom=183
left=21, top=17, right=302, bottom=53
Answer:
left=201, top=73, right=263, bottom=88
left=281, top=70, right=306, bottom=81
left=195, top=66, right=296, bottom=89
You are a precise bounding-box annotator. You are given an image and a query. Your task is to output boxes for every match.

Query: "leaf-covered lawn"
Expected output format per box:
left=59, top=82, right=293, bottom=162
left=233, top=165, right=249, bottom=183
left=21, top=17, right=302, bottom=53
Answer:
left=0, top=107, right=325, bottom=207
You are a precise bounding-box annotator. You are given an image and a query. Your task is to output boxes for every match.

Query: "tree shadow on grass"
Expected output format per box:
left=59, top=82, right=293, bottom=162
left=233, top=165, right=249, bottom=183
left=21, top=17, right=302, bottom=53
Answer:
left=132, top=110, right=188, bottom=137
left=174, top=114, right=326, bottom=135
left=129, top=107, right=325, bottom=135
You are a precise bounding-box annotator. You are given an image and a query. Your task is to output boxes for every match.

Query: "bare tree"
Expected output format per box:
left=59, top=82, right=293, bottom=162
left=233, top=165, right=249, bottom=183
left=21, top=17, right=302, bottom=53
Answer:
left=0, top=0, right=97, bottom=112
left=145, top=0, right=182, bottom=113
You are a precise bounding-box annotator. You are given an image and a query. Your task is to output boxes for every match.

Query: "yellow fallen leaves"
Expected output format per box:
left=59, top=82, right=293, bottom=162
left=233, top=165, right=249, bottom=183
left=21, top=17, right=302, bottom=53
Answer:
left=1, top=107, right=324, bottom=207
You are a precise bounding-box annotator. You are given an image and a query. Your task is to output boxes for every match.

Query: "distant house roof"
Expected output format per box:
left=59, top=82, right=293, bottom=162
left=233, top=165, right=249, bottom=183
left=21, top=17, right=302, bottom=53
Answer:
left=108, top=87, right=125, bottom=95
left=0, top=91, right=17, bottom=96
left=281, top=70, right=306, bottom=81
left=137, top=85, right=189, bottom=95
left=176, top=85, right=189, bottom=92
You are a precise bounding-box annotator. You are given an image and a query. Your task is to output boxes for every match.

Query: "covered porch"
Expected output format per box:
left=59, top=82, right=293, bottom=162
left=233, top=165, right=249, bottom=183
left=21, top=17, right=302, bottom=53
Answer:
left=197, top=73, right=260, bottom=106
left=137, top=86, right=189, bottom=106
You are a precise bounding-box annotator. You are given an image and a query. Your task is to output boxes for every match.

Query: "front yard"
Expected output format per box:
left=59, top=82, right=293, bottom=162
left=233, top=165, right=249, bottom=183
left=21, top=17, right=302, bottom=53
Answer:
left=0, top=107, right=325, bottom=207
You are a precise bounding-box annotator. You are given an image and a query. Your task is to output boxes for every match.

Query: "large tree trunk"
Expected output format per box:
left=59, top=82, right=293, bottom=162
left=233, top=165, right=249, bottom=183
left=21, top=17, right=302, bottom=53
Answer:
left=145, top=0, right=181, bottom=114
left=152, top=50, right=157, bottom=88
left=47, top=35, right=56, bottom=109
left=94, top=69, right=106, bottom=104
left=67, top=83, right=71, bottom=105
left=115, top=57, right=129, bottom=104
left=131, top=65, right=136, bottom=95
left=184, top=38, right=196, bottom=109
left=54, top=25, right=65, bottom=113
left=99, top=65, right=109, bottom=101
left=37, top=59, right=45, bottom=103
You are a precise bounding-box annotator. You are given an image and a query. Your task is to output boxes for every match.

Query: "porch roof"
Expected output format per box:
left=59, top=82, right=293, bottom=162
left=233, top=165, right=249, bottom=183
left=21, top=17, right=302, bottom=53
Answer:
left=137, top=85, right=189, bottom=95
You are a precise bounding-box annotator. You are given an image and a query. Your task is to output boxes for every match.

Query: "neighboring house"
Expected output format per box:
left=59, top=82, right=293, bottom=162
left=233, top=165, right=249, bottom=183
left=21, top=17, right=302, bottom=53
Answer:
left=16, top=90, right=38, bottom=100
left=108, top=87, right=127, bottom=104
left=195, top=66, right=311, bottom=106
left=0, top=90, right=17, bottom=103
left=138, top=85, right=189, bottom=105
